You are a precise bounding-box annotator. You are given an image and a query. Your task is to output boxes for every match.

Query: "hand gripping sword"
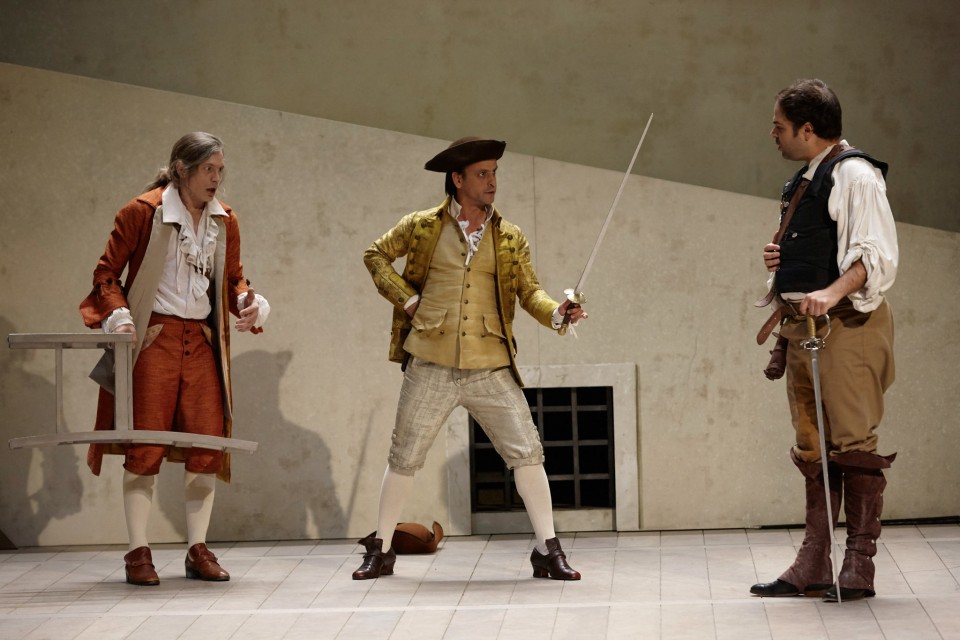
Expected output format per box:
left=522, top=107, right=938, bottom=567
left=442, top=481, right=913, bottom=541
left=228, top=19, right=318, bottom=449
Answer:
left=801, top=313, right=843, bottom=604
left=559, top=113, right=655, bottom=336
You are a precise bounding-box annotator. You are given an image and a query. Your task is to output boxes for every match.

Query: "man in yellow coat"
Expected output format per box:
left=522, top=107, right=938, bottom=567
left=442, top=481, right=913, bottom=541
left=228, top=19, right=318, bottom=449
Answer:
left=357, top=137, right=586, bottom=581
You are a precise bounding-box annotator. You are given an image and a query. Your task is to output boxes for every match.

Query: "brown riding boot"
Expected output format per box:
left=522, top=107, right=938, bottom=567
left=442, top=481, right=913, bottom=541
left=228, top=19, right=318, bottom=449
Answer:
left=751, top=449, right=841, bottom=597
left=823, top=451, right=895, bottom=602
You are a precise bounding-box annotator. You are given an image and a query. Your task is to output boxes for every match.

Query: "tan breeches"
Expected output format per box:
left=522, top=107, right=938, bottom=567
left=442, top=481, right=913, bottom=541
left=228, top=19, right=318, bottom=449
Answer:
left=780, top=299, right=894, bottom=463
left=388, top=357, right=545, bottom=475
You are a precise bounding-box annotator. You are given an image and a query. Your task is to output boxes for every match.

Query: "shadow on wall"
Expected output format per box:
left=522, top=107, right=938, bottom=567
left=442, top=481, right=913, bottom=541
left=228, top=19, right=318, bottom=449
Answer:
left=156, top=349, right=347, bottom=541
left=0, top=315, right=84, bottom=547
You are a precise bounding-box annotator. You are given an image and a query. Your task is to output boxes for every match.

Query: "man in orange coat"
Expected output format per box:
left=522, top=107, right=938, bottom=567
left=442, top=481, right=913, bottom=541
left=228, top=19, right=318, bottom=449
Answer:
left=80, top=132, right=270, bottom=585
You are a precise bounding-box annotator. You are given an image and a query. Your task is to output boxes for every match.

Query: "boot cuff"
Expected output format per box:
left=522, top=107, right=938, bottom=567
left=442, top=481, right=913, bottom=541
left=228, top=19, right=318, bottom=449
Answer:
left=831, top=450, right=896, bottom=470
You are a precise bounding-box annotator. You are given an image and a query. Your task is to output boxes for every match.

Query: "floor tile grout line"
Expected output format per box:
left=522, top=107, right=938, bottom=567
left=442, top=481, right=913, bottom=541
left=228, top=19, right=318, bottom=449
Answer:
left=8, top=539, right=960, bottom=564
left=913, top=597, right=949, bottom=640
left=18, top=595, right=917, bottom=620
left=3, top=587, right=960, bottom=638
left=658, top=533, right=663, bottom=638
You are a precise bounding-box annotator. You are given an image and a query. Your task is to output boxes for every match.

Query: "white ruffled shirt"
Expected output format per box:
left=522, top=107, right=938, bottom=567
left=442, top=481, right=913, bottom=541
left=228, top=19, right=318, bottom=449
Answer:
left=104, top=186, right=270, bottom=332
left=448, top=197, right=493, bottom=265
left=775, top=141, right=898, bottom=312
left=154, top=184, right=223, bottom=319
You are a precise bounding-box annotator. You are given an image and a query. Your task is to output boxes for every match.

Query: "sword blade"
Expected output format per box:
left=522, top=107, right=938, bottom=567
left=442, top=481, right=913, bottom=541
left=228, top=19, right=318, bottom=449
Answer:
left=807, top=317, right=843, bottom=604
left=572, top=112, right=654, bottom=295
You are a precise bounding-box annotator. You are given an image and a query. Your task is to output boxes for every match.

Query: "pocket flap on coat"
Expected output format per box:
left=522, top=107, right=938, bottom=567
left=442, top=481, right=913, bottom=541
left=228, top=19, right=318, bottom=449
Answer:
left=410, top=304, right=447, bottom=332
left=482, top=313, right=507, bottom=339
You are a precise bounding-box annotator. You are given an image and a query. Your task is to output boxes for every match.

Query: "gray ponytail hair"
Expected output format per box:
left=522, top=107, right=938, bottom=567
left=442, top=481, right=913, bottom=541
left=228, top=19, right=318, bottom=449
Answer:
left=145, top=132, right=224, bottom=192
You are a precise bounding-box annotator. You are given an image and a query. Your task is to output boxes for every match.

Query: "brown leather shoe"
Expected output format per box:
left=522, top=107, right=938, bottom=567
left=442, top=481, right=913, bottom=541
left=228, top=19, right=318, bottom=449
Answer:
left=124, top=546, right=159, bottom=586
left=185, top=543, right=230, bottom=581
left=352, top=537, right=397, bottom=580
left=530, top=537, right=581, bottom=580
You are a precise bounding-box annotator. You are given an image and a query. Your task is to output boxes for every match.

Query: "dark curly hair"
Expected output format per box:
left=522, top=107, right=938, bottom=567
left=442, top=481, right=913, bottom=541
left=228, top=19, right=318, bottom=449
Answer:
left=776, top=79, right=842, bottom=140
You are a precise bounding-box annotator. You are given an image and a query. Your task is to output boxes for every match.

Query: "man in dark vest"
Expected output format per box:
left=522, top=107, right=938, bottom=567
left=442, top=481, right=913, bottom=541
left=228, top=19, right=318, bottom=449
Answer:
left=356, top=137, right=586, bottom=581
left=751, top=79, right=898, bottom=602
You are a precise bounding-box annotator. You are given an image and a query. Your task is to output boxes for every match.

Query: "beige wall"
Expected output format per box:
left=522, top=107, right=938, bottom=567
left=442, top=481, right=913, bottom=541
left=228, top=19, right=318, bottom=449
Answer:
left=0, top=0, right=958, bottom=233
left=1, top=64, right=957, bottom=547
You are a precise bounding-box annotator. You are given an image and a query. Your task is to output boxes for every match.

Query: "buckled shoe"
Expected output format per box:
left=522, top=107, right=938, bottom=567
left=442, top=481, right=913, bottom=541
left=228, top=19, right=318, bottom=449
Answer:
left=352, top=537, right=396, bottom=580
left=124, top=546, right=160, bottom=586
left=185, top=543, right=230, bottom=581
left=530, top=537, right=581, bottom=580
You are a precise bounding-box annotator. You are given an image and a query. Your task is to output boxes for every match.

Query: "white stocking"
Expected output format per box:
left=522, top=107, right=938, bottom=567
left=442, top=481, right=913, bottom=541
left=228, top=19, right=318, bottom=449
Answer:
left=184, top=471, right=217, bottom=548
left=514, top=464, right=556, bottom=553
left=376, top=466, right=415, bottom=553
left=123, top=470, right=155, bottom=551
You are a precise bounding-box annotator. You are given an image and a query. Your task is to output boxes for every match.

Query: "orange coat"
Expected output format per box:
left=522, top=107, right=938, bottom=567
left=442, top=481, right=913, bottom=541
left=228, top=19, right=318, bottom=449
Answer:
left=79, top=187, right=254, bottom=481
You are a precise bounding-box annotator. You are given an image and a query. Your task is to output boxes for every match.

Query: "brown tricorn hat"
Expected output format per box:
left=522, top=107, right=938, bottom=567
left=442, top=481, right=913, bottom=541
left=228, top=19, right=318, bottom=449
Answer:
left=424, top=137, right=506, bottom=172
left=358, top=521, right=445, bottom=554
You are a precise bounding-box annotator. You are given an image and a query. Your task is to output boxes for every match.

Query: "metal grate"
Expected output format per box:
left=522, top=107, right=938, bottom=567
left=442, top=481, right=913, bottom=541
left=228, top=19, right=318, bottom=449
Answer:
left=470, top=386, right=615, bottom=512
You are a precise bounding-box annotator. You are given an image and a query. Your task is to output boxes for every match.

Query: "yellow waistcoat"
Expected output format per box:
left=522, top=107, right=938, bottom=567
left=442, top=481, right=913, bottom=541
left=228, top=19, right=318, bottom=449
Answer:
left=363, top=197, right=559, bottom=386
left=403, top=219, right=511, bottom=369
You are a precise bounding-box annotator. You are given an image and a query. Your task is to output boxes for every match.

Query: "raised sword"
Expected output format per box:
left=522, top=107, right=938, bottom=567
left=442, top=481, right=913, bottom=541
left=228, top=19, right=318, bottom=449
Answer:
left=559, top=113, right=654, bottom=335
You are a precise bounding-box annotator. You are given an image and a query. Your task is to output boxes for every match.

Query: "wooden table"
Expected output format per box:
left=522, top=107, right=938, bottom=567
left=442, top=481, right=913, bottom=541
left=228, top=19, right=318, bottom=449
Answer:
left=6, top=333, right=258, bottom=454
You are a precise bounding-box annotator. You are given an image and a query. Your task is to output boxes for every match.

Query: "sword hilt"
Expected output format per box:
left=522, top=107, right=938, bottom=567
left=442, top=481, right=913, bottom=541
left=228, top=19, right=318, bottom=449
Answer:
left=801, top=313, right=831, bottom=350
left=558, top=288, right=586, bottom=336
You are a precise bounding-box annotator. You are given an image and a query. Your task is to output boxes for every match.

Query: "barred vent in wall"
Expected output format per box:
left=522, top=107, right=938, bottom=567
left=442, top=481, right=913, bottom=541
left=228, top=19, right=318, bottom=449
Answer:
left=469, top=386, right=616, bottom=512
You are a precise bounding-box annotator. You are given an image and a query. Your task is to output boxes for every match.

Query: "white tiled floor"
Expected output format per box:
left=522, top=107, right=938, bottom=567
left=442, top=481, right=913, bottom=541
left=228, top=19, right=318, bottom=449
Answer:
left=2, top=525, right=959, bottom=639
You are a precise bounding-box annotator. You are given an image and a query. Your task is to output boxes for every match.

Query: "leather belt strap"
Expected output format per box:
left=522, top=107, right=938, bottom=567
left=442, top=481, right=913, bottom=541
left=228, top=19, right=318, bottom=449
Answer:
left=756, top=305, right=787, bottom=345
left=754, top=179, right=809, bottom=309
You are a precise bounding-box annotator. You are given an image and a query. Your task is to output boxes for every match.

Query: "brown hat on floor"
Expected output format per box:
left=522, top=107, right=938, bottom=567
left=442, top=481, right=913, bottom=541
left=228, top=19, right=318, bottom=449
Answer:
left=424, top=137, right=506, bottom=172
left=359, top=521, right=445, bottom=554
